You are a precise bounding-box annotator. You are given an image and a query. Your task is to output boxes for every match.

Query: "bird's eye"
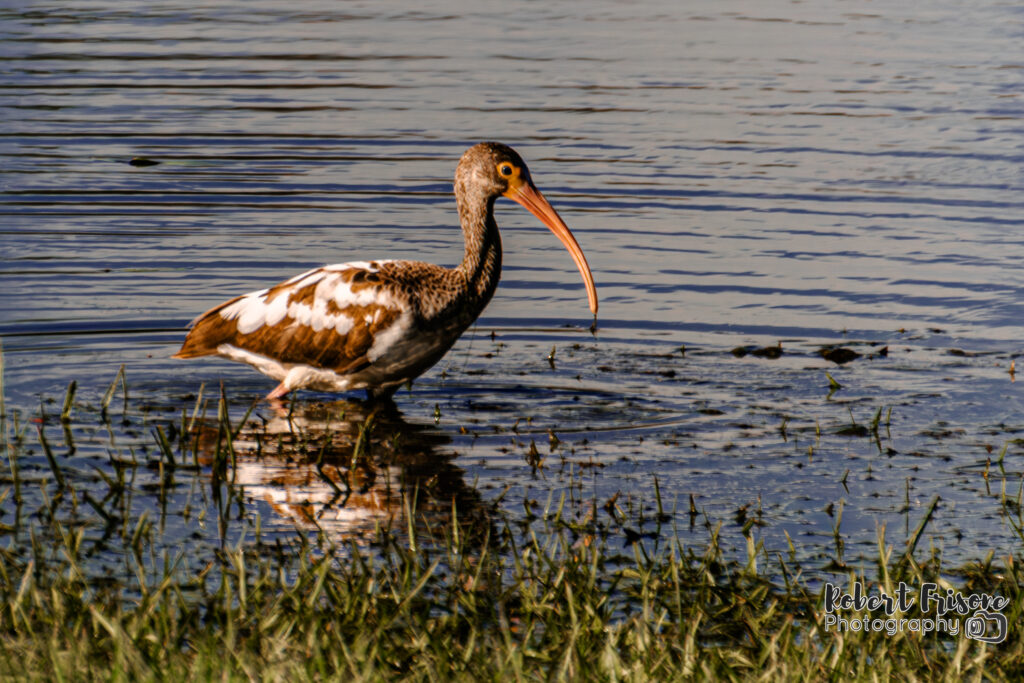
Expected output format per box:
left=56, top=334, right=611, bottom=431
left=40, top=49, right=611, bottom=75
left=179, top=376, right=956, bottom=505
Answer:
left=499, top=164, right=513, bottom=177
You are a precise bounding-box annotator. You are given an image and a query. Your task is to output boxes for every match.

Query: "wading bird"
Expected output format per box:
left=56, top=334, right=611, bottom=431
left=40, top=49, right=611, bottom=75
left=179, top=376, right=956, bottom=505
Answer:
left=173, top=142, right=598, bottom=400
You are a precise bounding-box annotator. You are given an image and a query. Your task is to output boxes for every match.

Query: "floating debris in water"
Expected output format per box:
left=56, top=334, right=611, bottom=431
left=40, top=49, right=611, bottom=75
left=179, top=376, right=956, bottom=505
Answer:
left=835, top=423, right=870, bottom=437
left=128, top=157, right=160, bottom=167
left=820, top=347, right=859, bottom=364
left=731, top=343, right=782, bottom=359
left=752, top=343, right=783, bottom=359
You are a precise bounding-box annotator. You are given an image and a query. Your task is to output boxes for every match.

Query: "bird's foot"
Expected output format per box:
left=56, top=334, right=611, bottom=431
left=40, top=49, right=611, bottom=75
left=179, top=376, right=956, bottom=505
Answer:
left=265, top=382, right=292, bottom=401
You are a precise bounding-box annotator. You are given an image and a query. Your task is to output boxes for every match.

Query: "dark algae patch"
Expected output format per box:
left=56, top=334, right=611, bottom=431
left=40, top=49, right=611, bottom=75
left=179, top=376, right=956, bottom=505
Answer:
left=820, top=346, right=861, bottom=364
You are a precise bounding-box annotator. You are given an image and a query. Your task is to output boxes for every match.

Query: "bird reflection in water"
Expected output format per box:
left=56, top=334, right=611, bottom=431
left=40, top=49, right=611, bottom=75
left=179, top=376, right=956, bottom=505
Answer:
left=189, top=399, right=490, bottom=547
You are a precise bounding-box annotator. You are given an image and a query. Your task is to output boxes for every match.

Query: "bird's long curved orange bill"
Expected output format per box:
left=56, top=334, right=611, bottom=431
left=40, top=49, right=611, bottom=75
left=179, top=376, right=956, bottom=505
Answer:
left=505, top=182, right=598, bottom=315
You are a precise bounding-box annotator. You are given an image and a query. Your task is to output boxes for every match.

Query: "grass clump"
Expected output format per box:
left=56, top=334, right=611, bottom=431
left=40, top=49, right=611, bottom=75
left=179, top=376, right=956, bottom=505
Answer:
left=1, top=484, right=1023, bottom=680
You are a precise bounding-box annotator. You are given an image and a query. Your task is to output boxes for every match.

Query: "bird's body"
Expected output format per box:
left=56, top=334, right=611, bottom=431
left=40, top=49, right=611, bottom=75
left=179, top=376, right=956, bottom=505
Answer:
left=174, top=142, right=597, bottom=400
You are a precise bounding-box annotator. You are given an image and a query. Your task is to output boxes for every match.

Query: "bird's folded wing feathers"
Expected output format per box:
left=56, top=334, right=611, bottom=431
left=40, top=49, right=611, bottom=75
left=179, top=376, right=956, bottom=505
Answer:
left=173, top=262, right=408, bottom=372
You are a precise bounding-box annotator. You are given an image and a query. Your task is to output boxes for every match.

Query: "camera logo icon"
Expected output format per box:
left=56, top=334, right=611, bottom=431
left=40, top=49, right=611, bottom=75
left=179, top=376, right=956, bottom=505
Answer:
left=965, top=610, right=1007, bottom=644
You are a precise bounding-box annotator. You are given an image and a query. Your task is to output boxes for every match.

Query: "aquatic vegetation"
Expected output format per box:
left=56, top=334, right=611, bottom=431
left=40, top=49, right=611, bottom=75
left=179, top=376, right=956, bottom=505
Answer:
left=1, top=374, right=1023, bottom=680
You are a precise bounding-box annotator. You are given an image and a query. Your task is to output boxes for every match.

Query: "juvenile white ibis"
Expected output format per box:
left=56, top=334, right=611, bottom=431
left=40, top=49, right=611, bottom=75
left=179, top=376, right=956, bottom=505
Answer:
left=173, top=142, right=598, bottom=401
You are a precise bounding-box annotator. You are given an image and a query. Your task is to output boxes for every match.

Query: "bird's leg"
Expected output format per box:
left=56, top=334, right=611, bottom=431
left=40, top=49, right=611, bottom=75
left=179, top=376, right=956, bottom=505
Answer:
left=265, top=382, right=291, bottom=401
left=365, top=384, right=400, bottom=403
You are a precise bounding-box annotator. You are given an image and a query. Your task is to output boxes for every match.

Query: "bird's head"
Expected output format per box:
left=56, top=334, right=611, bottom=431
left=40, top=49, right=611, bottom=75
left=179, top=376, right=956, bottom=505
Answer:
left=456, top=141, right=532, bottom=198
left=456, top=142, right=598, bottom=315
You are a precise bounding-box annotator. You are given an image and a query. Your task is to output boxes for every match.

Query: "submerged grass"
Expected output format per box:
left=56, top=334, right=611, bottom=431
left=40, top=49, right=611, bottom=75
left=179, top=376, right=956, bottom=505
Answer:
left=1, top=370, right=1023, bottom=680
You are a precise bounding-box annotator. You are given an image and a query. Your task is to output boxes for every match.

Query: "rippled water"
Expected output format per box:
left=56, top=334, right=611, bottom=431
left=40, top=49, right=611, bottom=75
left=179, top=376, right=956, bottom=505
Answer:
left=4, top=1, right=1024, bottom=572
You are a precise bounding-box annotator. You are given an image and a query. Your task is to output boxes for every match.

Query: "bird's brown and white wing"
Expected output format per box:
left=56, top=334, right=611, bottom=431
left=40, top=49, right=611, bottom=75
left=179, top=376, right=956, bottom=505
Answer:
left=173, top=261, right=411, bottom=376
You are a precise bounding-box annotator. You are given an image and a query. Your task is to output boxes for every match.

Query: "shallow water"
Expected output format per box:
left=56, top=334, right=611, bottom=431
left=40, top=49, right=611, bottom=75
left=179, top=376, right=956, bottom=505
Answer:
left=3, top=1, right=1024, bottom=573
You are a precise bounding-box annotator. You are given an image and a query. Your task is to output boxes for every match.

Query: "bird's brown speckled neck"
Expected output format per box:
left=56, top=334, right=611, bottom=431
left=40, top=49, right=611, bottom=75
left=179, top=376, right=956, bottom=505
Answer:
left=451, top=143, right=512, bottom=311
